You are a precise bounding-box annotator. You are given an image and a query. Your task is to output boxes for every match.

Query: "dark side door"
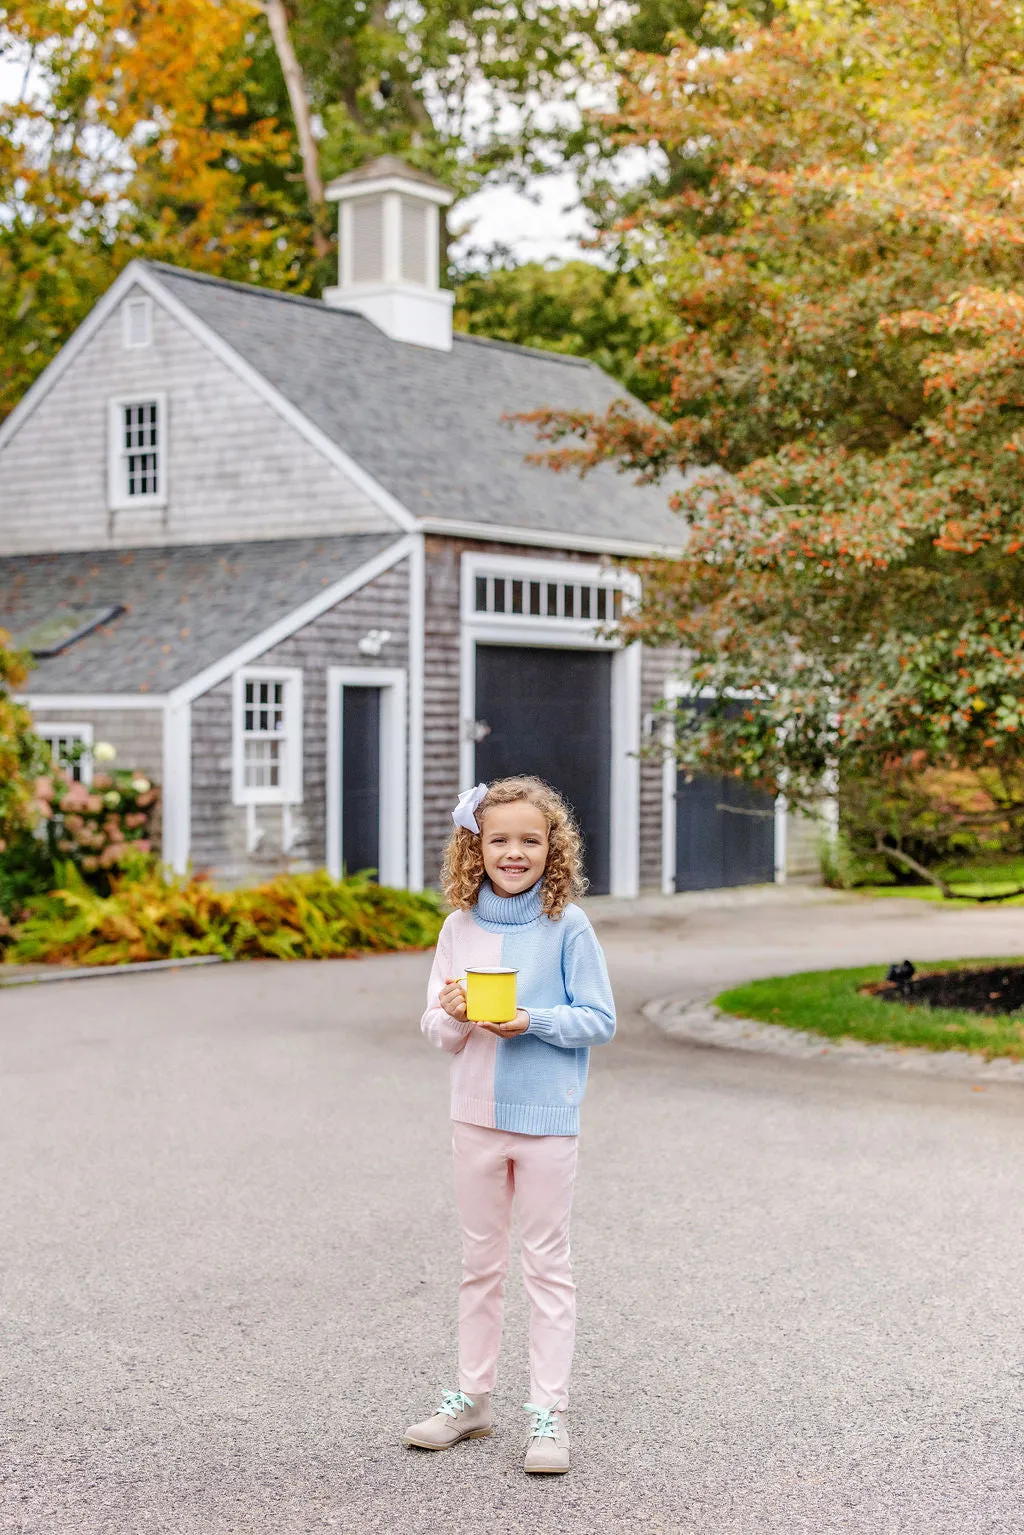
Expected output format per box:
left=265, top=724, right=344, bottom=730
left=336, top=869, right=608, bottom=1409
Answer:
left=341, top=685, right=381, bottom=878
left=674, top=698, right=776, bottom=891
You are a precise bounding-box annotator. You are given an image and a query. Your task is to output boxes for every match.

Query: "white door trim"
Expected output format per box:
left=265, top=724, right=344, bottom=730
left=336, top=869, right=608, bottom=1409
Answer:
left=163, top=700, right=192, bottom=876
left=459, top=553, right=640, bottom=899
left=407, top=533, right=425, bottom=891
left=661, top=678, right=787, bottom=894
left=326, top=666, right=407, bottom=887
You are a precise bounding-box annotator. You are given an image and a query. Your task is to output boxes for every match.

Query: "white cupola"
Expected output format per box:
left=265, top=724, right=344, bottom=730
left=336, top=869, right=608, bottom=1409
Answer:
left=323, top=155, right=455, bottom=351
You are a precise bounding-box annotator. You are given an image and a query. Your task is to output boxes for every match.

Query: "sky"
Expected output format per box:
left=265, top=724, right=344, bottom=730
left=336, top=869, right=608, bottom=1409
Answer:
left=450, top=173, right=597, bottom=267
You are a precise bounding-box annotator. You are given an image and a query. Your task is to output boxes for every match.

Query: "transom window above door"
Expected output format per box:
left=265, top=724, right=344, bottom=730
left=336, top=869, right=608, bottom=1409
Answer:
left=473, top=573, right=625, bottom=622
left=463, top=554, right=637, bottom=629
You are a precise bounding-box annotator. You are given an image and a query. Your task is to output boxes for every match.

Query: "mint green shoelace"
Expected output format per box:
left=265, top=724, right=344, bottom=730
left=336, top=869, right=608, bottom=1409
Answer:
left=523, top=1402, right=558, bottom=1439
left=438, top=1388, right=474, bottom=1419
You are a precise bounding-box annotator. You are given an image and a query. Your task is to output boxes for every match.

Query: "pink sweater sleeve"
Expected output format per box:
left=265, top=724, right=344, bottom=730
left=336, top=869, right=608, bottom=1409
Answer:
left=420, top=917, right=474, bottom=1055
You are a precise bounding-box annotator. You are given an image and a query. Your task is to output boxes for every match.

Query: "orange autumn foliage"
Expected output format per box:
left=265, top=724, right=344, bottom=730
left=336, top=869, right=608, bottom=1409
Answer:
left=521, top=0, right=1024, bottom=884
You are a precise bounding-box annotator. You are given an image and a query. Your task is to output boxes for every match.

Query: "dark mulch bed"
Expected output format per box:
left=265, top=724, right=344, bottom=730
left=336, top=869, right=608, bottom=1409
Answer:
left=865, top=965, right=1024, bottom=1015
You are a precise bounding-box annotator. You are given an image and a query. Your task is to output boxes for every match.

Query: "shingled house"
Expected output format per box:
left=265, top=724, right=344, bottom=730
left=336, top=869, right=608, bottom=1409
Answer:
left=0, top=157, right=809, bottom=896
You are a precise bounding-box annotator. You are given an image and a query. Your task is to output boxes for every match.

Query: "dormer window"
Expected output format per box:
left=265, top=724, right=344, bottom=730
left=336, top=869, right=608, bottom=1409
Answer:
left=107, top=394, right=167, bottom=509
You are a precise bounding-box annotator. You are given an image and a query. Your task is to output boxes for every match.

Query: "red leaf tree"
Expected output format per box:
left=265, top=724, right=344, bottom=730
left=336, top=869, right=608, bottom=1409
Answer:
left=523, top=0, right=1024, bottom=891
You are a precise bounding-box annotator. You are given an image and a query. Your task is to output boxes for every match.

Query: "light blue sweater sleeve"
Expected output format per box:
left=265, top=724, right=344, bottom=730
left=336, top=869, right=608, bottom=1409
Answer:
left=526, top=918, right=616, bottom=1050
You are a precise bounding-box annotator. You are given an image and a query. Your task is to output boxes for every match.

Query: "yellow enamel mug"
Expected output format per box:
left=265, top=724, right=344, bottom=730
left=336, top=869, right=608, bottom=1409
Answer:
left=465, top=967, right=518, bottom=1024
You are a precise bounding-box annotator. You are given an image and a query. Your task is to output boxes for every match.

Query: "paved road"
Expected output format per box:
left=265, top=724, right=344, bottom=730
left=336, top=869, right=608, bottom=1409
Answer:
left=3, top=888, right=1024, bottom=1534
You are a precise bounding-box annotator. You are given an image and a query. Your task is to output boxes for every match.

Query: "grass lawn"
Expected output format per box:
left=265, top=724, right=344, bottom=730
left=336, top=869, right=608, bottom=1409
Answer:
left=716, top=957, right=1024, bottom=1058
left=855, top=857, right=1024, bottom=906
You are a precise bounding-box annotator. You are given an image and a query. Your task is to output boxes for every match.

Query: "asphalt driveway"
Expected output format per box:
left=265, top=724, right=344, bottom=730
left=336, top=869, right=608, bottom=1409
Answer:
left=2, top=887, right=1024, bottom=1534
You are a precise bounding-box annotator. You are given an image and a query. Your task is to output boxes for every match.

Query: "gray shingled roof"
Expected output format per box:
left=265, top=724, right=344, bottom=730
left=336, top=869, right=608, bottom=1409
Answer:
left=150, top=263, right=686, bottom=549
left=0, top=533, right=399, bottom=695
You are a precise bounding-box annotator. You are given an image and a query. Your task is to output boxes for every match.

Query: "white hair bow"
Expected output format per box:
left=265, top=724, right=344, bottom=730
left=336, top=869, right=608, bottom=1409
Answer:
left=452, top=783, right=488, bottom=835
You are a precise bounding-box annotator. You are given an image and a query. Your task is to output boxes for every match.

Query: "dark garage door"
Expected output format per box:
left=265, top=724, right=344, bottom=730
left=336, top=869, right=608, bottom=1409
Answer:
left=342, top=686, right=381, bottom=877
left=674, top=700, right=776, bottom=891
left=475, top=645, right=612, bottom=895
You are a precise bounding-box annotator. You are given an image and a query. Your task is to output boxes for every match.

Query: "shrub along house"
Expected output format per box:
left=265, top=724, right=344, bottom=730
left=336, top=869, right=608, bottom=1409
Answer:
left=0, top=156, right=815, bottom=896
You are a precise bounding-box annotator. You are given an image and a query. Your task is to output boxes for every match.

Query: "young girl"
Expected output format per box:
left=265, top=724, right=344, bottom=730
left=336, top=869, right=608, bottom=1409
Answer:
left=402, top=776, right=615, bottom=1475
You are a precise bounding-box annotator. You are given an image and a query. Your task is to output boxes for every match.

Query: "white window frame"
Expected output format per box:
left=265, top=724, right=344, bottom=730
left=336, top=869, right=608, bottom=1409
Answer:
left=122, top=295, right=153, bottom=349
left=232, top=667, right=303, bottom=806
left=35, top=721, right=94, bottom=784
left=326, top=666, right=407, bottom=887
left=107, top=392, right=167, bottom=510
left=459, top=551, right=641, bottom=899
left=660, top=678, right=787, bottom=894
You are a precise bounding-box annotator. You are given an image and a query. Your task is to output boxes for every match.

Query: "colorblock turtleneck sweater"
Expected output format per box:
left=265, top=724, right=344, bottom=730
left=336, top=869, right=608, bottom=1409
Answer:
left=420, top=880, right=616, bottom=1136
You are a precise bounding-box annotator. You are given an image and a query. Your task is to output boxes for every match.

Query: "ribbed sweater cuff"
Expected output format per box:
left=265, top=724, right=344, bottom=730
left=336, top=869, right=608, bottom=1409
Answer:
left=525, top=1008, right=560, bottom=1042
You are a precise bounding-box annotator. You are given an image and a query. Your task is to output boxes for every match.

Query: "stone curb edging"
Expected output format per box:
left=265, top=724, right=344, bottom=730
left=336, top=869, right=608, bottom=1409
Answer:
left=643, top=994, right=1024, bottom=1084
left=0, top=954, right=226, bottom=988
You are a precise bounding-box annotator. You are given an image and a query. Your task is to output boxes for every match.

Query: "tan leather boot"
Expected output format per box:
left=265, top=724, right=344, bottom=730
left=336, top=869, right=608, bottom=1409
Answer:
left=522, top=1403, right=570, bottom=1474
left=403, top=1389, right=493, bottom=1450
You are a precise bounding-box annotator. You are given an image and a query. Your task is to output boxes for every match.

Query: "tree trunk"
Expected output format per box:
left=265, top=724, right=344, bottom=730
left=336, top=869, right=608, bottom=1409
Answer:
left=874, top=836, right=954, bottom=898
left=261, top=0, right=331, bottom=259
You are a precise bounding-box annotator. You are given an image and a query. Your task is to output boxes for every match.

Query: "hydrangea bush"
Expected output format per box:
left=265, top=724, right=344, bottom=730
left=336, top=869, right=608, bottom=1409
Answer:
left=34, top=754, right=160, bottom=888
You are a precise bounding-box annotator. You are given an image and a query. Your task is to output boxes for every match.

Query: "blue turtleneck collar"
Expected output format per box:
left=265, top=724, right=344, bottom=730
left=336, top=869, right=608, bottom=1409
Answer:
left=475, top=878, right=545, bottom=929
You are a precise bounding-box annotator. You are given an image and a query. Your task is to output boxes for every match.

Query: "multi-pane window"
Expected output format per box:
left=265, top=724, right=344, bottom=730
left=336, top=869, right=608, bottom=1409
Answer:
left=473, top=572, right=625, bottom=623
left=123, top=402, right=160, bottom=497
left=234, top=669, right=302, bottom=804
left=242, top=678, right=286, bottom=790
left=36, top=724, right=93, bottom=783
left=110, top=396, right=165, bottom=507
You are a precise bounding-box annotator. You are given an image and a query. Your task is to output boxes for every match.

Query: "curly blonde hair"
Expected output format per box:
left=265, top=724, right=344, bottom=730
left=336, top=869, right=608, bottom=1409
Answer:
left=441, top=776, right=587, bottom=920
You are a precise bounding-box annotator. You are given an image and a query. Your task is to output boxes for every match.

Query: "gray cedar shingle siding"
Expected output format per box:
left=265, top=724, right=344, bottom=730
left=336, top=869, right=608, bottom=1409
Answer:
left=189, top=558, right=409, bottom=882
left=0, top=284, right=392, bottom=557
left=639, top=648, right=679, bottom=889
left=0, top=534, right=401, bottom=695
left=150, top=263, right=688, bottom=550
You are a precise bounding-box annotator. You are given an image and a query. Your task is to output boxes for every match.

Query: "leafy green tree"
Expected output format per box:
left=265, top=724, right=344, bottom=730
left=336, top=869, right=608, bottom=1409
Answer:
left=453, top=258, right=678, bottom=400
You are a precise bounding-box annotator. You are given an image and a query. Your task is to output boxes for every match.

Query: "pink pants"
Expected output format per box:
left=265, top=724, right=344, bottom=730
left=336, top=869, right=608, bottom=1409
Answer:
left=451, top=1120, right=579, bottom=1412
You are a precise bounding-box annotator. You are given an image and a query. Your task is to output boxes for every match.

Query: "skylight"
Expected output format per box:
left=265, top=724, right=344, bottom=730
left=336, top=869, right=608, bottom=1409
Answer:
left=16, top=605, right=124, bottom=658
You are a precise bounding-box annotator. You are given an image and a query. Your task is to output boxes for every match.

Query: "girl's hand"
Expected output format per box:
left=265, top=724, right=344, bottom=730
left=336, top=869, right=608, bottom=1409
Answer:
left=476, top=1008, right=531, bottom=1038
left=439, top=977, right=468, bottom=1022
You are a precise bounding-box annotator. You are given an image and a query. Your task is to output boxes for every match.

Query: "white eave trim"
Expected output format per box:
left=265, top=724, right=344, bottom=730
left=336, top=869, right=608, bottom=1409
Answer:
left=168, top=534, right=413, bottom=707
left=415, top=516, right=682, bottom=561
left=326, top=173, right=453, bottom=207
left=19, top=693, right=169, bottom=709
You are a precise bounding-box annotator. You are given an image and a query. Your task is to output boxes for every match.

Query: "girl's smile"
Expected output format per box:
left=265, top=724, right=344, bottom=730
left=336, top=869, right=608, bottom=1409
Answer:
left=480, top=800, right=550, bottom=897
